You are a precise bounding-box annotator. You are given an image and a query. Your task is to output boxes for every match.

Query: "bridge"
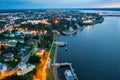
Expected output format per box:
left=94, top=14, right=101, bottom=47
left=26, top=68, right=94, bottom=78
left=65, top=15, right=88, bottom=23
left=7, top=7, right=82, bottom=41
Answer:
left=52, top=63, right=78, bottom=80
left=100, top=14, right=120, bottom=17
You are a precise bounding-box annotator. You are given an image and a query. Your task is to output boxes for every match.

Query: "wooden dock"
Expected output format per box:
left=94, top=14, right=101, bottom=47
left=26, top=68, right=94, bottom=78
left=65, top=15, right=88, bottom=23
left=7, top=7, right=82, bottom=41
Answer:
left=52, top=62, right=78, bottom=80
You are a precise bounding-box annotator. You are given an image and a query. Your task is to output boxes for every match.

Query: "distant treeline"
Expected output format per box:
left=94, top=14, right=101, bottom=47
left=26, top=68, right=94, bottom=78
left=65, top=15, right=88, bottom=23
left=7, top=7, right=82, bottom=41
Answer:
left=0, top=8, right=120, bottom=13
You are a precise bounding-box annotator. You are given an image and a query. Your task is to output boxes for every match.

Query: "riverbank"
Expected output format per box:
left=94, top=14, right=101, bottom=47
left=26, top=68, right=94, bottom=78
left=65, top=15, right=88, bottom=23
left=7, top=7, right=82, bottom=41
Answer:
left=59, top=16, right=104, bottom=35
left=56, top=16, right=120, bottom=80
left=46, top=35, right=59, bottom=80
left=53, top=35, right=59, bottom=80
left=53, top=44, right=59, bottom=80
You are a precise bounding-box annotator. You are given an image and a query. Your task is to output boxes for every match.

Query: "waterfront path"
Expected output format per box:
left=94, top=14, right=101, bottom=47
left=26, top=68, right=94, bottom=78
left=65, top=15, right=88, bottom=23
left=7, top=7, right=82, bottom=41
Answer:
left=53, top=36, right=59, bottom=80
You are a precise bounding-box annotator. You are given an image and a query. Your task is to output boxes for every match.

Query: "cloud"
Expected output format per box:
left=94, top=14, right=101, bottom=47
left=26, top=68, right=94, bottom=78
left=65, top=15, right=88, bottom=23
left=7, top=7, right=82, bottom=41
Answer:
left=25, top=0, right=102, bottom=8
left=0, top=0, right=120, bottom=9
left=28, top=0, right=100, bottom=4
left=98, top=3, right=120, bottom=8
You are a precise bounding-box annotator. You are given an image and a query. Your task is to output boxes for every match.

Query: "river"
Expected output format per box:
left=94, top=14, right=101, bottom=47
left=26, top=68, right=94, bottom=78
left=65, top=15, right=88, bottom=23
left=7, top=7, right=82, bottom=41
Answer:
left=56, top=11, right=120, bottom=80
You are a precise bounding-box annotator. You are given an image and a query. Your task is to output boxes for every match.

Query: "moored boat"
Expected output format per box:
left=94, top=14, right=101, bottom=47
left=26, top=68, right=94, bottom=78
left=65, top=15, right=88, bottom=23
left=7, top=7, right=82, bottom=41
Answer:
left=64, top=70, right=74, bottom=80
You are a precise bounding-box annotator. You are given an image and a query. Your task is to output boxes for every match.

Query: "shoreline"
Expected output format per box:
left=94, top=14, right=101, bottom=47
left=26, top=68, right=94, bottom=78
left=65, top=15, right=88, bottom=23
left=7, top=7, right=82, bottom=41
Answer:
left=53, top=44, right=59, bottom=80
left=53, top=35, right=59, bottom=80
left=47, top=34, right=59, bottom=80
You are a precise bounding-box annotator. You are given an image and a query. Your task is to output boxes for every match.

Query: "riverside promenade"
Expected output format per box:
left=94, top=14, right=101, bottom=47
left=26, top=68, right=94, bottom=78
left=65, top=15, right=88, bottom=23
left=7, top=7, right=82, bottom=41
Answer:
left=52, top=34, right=59, bottom=80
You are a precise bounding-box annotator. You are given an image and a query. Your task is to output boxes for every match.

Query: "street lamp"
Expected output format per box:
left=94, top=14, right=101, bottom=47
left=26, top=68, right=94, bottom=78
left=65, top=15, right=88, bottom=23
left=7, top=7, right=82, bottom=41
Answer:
left=54, top=20, right=59, bottom=24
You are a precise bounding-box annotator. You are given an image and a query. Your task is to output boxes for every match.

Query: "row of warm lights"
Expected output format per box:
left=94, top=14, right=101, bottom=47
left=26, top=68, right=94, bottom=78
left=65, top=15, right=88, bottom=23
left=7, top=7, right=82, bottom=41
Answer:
left=15, top=28, right=44, bottom=33
left=0, top=43, right=10, bottom=47
left=42, top=20, right=49, bottom=25
left=0, top=69, right=17, bottom=80
left=15, top=27, right=44, bottom=32
left=7, top=26, right=13, bottom=30
left=54, top=18, right=93, bottom=24
left=27, top=20, right=50, bottom=25
left=33, top=49, right=46, bottom=80
left=15, top=27, right=22, bottom=30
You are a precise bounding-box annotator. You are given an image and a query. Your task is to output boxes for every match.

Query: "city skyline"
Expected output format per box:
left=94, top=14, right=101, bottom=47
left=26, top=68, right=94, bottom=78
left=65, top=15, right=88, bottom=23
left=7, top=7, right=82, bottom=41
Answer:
left=0, top=0, right=120, bottom=9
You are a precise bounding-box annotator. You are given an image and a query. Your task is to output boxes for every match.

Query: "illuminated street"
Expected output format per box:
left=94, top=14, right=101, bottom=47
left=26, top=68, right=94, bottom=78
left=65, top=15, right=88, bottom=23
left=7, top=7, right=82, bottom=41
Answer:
left=0, top=68, right=17, bottom=80
left=33, top=51, right=48, bottom=80
left=0, top=45, right=36, bottom=79
left=33, top=44, right=54, bottom=80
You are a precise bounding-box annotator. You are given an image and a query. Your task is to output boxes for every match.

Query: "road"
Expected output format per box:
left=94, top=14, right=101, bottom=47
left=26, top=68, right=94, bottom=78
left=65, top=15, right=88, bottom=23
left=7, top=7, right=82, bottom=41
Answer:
left=0, top=67, right=18, bottom=80
left=33, top=43, right=54, bottom=80
left=0, top=44, right=37, bottom=79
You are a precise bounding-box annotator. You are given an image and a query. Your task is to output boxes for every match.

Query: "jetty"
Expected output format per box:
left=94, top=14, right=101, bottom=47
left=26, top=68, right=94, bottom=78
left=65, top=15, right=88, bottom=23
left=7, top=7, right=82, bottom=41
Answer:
left=62, top=30, right=77, bottom=35
left=54, top=41, right=67, bottom=47
left=52, top=63, right=78, bottom=80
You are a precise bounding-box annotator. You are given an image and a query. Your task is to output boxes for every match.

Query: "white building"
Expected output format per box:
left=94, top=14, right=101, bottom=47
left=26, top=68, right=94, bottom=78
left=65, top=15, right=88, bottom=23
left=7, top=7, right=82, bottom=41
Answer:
left=7, top=40, right=17, bottom=47
left=18, top=62, right=26, bottom=70
left=17, top=62, right=35, bottom=75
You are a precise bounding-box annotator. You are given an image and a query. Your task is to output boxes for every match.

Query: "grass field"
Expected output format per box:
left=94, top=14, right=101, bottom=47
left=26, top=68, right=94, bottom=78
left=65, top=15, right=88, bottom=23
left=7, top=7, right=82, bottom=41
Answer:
left=46, top=43, right=56, bottom=80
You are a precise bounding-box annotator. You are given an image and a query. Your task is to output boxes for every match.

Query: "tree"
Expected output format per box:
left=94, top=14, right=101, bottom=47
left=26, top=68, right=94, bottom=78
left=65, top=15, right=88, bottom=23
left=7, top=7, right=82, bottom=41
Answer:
left=16, top=41, right=22, bottom=48
left=3, top=74, right=24, bottom=80
left=0, top=34, right=5, bottom=40
left=33, top=34, right=39, bottom=40
left=24, top=35, right=30, bottom=44
left=28, top=55, right=40, bottom=64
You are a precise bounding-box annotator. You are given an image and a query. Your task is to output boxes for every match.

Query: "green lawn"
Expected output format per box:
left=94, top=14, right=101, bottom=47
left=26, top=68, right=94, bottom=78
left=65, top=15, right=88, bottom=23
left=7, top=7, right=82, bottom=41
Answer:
left=46, top=43, right=56, bottom=80
left=50, top=43, right=56, bottom=64
left=46, top=68, right=55, bottom=80
left=0, top=57, right=4, bottom=62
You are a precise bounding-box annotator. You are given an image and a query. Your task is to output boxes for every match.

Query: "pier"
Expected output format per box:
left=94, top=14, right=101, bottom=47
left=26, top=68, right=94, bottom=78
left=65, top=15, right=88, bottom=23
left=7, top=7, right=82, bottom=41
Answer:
left=54, top=41, right=67, bottom=47
left=52, top=63, right=78, bottom=80
left=62, top=30, right=77, bottom=35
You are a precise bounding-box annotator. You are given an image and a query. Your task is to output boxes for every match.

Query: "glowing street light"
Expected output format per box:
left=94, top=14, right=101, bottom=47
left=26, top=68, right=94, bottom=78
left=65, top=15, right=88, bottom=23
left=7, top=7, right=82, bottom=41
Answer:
left=42, top=20, right=49, bottom=25
left=37, top=49, right=45, bottom=56
left=25, top=28, right=28, bottom=31
left=54, top=20, right=59, bottom=24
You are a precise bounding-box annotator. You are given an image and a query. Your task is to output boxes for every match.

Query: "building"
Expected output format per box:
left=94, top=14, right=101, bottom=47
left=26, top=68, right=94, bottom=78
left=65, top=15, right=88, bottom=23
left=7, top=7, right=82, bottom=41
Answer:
left=0, top=63, right=7, bottom=73
left=18, top=62, right=26, bottom=70
left=20, top=48, right=26, bottom=52
left=4, top=53, right=14, bottom=61
left=15, top=30, right=24, bottom=36
left=7, top=40, right=17, bottom=47
left=17, top=62, right=35, bottom=75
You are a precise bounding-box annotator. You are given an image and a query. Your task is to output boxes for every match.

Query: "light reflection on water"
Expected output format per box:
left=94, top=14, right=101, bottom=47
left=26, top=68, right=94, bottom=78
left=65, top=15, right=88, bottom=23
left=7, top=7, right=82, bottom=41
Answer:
left=57, top=12, right=120, bottom=80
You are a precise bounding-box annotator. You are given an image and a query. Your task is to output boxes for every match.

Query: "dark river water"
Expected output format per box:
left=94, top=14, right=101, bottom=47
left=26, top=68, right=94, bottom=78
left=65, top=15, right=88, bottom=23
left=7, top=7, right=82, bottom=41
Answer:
left=57, top=11, right=120, bottom=80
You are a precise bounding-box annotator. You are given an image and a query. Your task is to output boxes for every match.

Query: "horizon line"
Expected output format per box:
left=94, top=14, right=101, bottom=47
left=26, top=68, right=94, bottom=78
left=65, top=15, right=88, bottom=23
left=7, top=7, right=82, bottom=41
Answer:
left=0, top=8, right=120, bottom=10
